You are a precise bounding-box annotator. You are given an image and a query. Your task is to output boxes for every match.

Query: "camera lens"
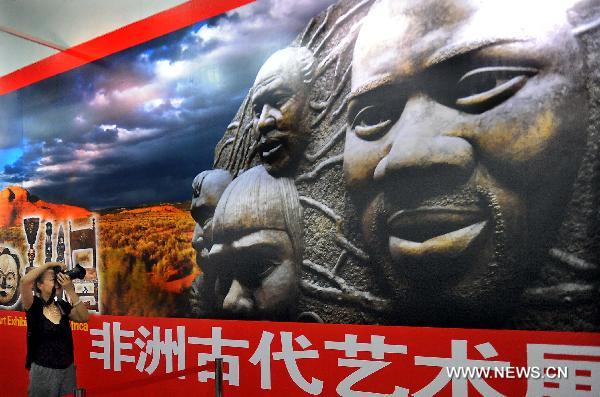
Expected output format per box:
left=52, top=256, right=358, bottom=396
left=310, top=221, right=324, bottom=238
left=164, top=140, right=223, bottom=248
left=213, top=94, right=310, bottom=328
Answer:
left=65, top=264, right=86, bottom=280
left=53, top=264, right=86, bottom=280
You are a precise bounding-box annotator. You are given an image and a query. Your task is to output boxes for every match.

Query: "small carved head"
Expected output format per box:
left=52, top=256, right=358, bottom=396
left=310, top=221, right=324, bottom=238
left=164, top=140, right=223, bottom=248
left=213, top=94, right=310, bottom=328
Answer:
left=252, top=47, right=315, bottom=175
left=210, top=165, right=303, bottom=319
left=190, top=169, right=233, bottom=262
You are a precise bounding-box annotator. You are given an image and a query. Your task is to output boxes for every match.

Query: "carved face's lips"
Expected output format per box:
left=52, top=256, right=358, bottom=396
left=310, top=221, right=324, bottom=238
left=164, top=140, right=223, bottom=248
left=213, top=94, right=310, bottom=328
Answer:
left=0, top=290, right=7, bottom=297
left=387, top=206, right=489, bottom=262
left=259, top=136, right=285, bottom=163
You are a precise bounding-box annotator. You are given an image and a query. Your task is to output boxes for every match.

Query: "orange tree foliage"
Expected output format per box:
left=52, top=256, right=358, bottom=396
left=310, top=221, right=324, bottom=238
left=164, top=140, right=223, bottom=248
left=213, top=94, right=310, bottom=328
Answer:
left=98, top=206, right=197, bottom=317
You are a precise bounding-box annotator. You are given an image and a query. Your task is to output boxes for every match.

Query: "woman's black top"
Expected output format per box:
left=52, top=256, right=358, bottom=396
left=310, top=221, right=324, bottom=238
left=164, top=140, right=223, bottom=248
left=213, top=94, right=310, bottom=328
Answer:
left=25, top=296, right=74, bottom=369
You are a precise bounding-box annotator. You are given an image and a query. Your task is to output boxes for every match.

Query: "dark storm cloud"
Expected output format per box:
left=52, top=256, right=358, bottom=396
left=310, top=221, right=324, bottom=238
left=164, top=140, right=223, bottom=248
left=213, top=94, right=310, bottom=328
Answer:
left=2, top=0, right=338, bottom=208
left=83, top=127, right=119, bottom=144
left=31, top=118, right=229, bottom=209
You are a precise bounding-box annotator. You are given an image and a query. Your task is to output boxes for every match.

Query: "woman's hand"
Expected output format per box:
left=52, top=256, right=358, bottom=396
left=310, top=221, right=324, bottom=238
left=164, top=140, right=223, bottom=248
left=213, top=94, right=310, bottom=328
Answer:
left=56, top=272, right=75, bottom=293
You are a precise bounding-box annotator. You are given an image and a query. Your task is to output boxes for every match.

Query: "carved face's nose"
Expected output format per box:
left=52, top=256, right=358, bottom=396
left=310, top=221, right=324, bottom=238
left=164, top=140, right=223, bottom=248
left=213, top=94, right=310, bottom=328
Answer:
left=257, top=105, right=278, bottom=133
left=374, top=97, right=475, bottom=197
left=222, top=280, right=254, bottom=316
left=376, top=135, right=474, bottom=180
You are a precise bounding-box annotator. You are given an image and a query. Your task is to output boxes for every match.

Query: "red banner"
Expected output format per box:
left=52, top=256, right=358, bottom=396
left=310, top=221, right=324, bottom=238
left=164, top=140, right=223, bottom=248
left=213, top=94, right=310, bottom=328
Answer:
left=1, top=311, right=599, bottom=396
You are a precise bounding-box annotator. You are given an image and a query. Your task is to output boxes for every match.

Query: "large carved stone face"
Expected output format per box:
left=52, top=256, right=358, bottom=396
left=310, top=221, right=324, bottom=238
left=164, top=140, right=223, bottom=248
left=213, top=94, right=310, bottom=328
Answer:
left=252, top=48, right=312, bottom=175
left=210, top=229, right=297, bottom=318
left=345, top=0, right=588, bottom=323
left=190, top=169, right=232, bottom=264
left=0, top=253, right=19, bottom=306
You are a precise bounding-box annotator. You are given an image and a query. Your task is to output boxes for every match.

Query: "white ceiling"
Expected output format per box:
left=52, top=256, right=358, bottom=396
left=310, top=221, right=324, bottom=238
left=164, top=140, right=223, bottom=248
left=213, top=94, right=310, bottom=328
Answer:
left=0, top=0, right=188, bottom=77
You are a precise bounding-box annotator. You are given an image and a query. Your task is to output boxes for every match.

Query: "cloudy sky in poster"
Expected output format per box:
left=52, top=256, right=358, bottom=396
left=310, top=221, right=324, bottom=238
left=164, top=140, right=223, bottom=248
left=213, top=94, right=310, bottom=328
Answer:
left=0, top=0, right=336, bottom=209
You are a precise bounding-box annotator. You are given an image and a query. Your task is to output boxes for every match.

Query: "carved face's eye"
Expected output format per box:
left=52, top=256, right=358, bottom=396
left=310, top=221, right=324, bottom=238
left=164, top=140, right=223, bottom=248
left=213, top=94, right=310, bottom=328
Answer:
left=351, top=105, right=393, bottom=140
left=252, top=86, right=293, bottom=119
left=257, top=264, right=276, bottom=280
left=252, top=102, right=264, bottom=119
left=348, top=83, right=405, bottom=141
left=237, top=262, right=276, bottom=288
left=349, top=89, right=406, bottom=141
left=454, top=66, right=538, bottom=113
left=272, top=91, right=291, bottom=108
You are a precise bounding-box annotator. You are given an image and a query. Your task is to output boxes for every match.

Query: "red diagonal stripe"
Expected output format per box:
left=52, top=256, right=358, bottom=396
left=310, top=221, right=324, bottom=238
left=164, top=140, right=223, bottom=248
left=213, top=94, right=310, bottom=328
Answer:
left=0, top=0, right=255, bottom=96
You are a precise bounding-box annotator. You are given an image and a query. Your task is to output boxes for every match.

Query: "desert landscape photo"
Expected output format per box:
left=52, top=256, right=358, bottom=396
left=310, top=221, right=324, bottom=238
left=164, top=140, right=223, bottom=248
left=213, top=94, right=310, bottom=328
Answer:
left=0, top=185, right=198, bottom=317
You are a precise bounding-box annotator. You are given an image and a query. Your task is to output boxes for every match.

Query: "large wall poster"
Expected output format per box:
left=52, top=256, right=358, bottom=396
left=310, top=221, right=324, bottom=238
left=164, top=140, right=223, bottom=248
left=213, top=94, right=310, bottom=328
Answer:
left=1, top=1, right=600, bottom=396
left=1, top=0, right=599, bottom=331
left=190, top=0, right=600, bottom=330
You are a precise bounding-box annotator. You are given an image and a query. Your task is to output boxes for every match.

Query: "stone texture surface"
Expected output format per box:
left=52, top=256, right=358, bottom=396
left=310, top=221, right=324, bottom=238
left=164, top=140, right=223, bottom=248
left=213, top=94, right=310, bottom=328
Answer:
left=205, top=0, right=600, bottom=330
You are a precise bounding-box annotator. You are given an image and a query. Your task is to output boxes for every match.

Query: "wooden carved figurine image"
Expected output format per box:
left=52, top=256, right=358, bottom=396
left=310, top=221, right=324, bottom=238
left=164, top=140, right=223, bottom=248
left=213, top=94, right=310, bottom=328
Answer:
left=0, top=248, right=21, bottom=307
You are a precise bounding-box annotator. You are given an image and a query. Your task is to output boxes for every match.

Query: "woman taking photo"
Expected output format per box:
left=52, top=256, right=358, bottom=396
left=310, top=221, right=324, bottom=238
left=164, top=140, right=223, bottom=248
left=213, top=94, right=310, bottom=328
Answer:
left=21, top=262, right=89, bottom=397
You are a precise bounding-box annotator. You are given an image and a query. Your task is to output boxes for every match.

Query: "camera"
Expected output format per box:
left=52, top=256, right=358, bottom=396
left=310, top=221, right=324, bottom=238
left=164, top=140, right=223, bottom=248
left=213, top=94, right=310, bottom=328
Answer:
left=53, top=264, right=86, bottom=280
